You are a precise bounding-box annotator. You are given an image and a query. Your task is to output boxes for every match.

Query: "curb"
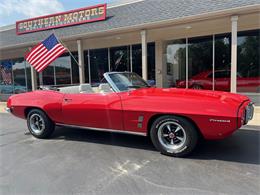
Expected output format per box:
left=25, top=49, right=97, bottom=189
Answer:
left=241, top=125, right=260, bottom=131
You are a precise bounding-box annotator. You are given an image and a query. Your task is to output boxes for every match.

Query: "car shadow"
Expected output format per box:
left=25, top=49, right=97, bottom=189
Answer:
left=51, top=127, right=260, bottom=165
left=52, top=126, right=155, bottom=151
left=190, top=129, right=260, bottom=165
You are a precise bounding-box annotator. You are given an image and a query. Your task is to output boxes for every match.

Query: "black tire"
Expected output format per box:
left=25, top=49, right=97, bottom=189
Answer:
left=27, top=109, right=55, bottom=139
left=150, top=115, right=198, bottom=157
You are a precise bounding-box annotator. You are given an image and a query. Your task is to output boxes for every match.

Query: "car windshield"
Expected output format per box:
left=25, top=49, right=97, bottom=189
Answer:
left=104, top=72, right=150, bottom=92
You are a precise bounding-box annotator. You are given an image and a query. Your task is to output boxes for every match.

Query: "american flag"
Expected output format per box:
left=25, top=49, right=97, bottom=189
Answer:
left=25, top=34, right=67, bottom=72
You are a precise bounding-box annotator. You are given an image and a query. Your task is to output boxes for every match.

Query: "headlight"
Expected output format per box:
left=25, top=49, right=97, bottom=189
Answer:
left=244, top=102, right=254, bottom=124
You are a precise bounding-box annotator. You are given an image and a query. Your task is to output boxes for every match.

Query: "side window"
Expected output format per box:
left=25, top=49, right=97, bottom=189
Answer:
left=226, top=71, right=231, bottom=77
left=207, top=73, right=213, bottom=78
left=215, top=71, right=226, bottom=78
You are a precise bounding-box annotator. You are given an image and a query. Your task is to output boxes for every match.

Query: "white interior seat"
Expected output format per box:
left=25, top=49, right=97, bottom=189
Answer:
left=59, top=86, right=80, bottom=94
left=80, top=84, right=94, bottom=93
left=99, top=84, right=112, bottom=93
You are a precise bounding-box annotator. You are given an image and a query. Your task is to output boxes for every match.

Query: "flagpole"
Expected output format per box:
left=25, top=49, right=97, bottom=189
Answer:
left=52, top=30, right=81, bottom=68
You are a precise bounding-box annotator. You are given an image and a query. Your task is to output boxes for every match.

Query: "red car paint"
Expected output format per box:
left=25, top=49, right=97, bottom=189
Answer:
left=7, top=87, right=251, bottom=140
left=176, top=70, right=260, bottom=92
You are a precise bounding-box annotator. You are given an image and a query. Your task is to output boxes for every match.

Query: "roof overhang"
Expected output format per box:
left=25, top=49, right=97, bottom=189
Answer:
left=1, top=4, right=259, bottom=51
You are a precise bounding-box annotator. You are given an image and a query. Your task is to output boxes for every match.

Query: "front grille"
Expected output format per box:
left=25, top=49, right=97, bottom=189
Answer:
left=244, top=102, right=254, bottom=124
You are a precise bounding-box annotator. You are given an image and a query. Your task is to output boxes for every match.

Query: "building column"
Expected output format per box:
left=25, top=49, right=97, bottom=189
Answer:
left=231, top=16, right=238, bottom=93
left=77, top=40, right=85, bottom=84
left=155, top=40, right=167, bottom=88
left=141, top=30, right=148, bottom=80
left=30, top=66, right=37, bottom=90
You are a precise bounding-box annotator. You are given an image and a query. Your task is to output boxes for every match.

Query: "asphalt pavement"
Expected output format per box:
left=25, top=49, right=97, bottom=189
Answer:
left=0, top=113, right=259, bottom=195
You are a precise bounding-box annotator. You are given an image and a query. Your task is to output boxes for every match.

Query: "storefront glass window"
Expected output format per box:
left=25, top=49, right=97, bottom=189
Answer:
left=110, top=46, right=130, bottom=72
left=84, top=50, right=90, bottom=83
left=147, top=42, right=156, bottom=84
left=166, top=39, right=186, bottom=88
left=71, top=52, right=80, bottom=84
left=0, top=60, right=13, bottom=94
left=214, top=33, right=231, bottom=91
left=25, top=61, right=32, bottom=91
left=90, top=48, right=109, bottom=85
left=42, top=64, right=55, bottom=85
left=12, top=58, right=27, bottom=93
left=131, top=43, right=155, bottom=84
left=132, top=44, right=142, bottom=77
left=55, top=55, right=72, bottom=85
left=237, top=30, right=260, bottom=93
left=188, top=36, right=213, bottom=90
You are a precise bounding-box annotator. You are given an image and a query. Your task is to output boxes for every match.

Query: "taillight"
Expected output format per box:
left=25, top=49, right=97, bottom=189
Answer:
left=7, top=97, right=11, bottom=108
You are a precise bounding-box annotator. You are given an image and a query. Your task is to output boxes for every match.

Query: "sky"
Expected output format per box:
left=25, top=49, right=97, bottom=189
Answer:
left=0, top=0, right=121, bottom=27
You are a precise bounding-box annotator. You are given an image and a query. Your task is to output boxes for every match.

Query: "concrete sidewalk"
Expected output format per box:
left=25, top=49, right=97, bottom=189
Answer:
left=0, top=101, right=259, bottom=126
left=0, top=102, right=7, bottom=113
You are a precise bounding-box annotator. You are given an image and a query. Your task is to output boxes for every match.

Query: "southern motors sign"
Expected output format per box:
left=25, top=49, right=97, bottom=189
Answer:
left=16, top=4, right=106, bottom=35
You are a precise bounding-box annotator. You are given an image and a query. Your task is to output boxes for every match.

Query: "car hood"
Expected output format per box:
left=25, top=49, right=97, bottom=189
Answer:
left=129, top=87, right=249, bottom=104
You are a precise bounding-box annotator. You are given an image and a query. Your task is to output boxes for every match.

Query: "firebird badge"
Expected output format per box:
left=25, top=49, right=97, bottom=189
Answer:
left=209, top=119, right=231, bottom=123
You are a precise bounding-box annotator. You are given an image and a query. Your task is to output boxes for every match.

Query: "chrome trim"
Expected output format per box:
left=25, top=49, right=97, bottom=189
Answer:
left=56, top=123, right=147, bottom=136
left=5, top=107, right=11, bottom=113
left=103, top=72, right=120, bottom=92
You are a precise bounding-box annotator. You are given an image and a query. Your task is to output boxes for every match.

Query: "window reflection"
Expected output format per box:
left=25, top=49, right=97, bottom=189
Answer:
left=147, top=42, right=155, bottom=83
left=25, top=62, right=32, bottom=91
left=71, top=52, right=79, bottom=84
left=84, top=50, right=90, bottom=83
left=55, top=55, right=72, bottom=85
left=131, top=43, right=155, bottom=84
left=188, top=36, right=213, bottom=90
left=166, top=39, right=186, bottom=88
left=132, top=44, right=142, bottom=77
left=90, top=48, right=109, bottom=85
left=0, top=60, right=13, bottom=94
left=42, top=64, right=55, bottom=85
left=214, top=34, right=231, bottom=91
left=237, top=30, right=260, bottom=93
left=12, top=58, right=27, bottom=93
left=110, top=46, right=130, bottom=72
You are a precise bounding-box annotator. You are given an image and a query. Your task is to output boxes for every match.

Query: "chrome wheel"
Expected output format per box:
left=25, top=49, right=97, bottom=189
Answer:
left=157, top=121, right=186, bottom=151
left=29, top=113, right=45, bottom=135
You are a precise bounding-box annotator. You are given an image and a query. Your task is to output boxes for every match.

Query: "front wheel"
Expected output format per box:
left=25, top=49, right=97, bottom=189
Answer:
left=27, top=109, right=55, bottom=139
left=150, top=115, right=198, bottom=157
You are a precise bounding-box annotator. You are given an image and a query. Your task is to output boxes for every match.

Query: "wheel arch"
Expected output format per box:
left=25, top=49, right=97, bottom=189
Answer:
left=24, top=107, right=50, bottom=119
left=147, top=114, right=204, bottom=139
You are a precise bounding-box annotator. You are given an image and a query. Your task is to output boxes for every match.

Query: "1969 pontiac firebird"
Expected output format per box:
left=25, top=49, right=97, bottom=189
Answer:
left=7, top=72, right=254, bottom=157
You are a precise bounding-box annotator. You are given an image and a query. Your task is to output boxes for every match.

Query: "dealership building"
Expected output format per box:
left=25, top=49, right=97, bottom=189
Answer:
left=0, top=0, right=259, bottom=103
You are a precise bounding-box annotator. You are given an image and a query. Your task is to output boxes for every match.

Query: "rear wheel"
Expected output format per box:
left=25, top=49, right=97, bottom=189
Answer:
left=150, top=115, right=198, bottom=157
left=27, top=109, right=55, bottom=139
left=192, top=84, right=203, bottom=90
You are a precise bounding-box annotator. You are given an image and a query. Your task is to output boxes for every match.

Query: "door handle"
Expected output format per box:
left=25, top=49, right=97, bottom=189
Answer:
left=64, top=98, right=72, bottom=102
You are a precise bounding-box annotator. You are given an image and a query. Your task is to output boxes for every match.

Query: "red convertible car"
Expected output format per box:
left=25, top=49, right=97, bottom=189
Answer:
left=6, top=72, right=254, bottom=157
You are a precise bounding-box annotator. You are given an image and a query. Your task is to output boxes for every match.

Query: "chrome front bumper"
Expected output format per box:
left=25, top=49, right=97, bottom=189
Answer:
left=5, top=107, right=11, bottom=113
left=244, top=102, right=254, bottom=124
